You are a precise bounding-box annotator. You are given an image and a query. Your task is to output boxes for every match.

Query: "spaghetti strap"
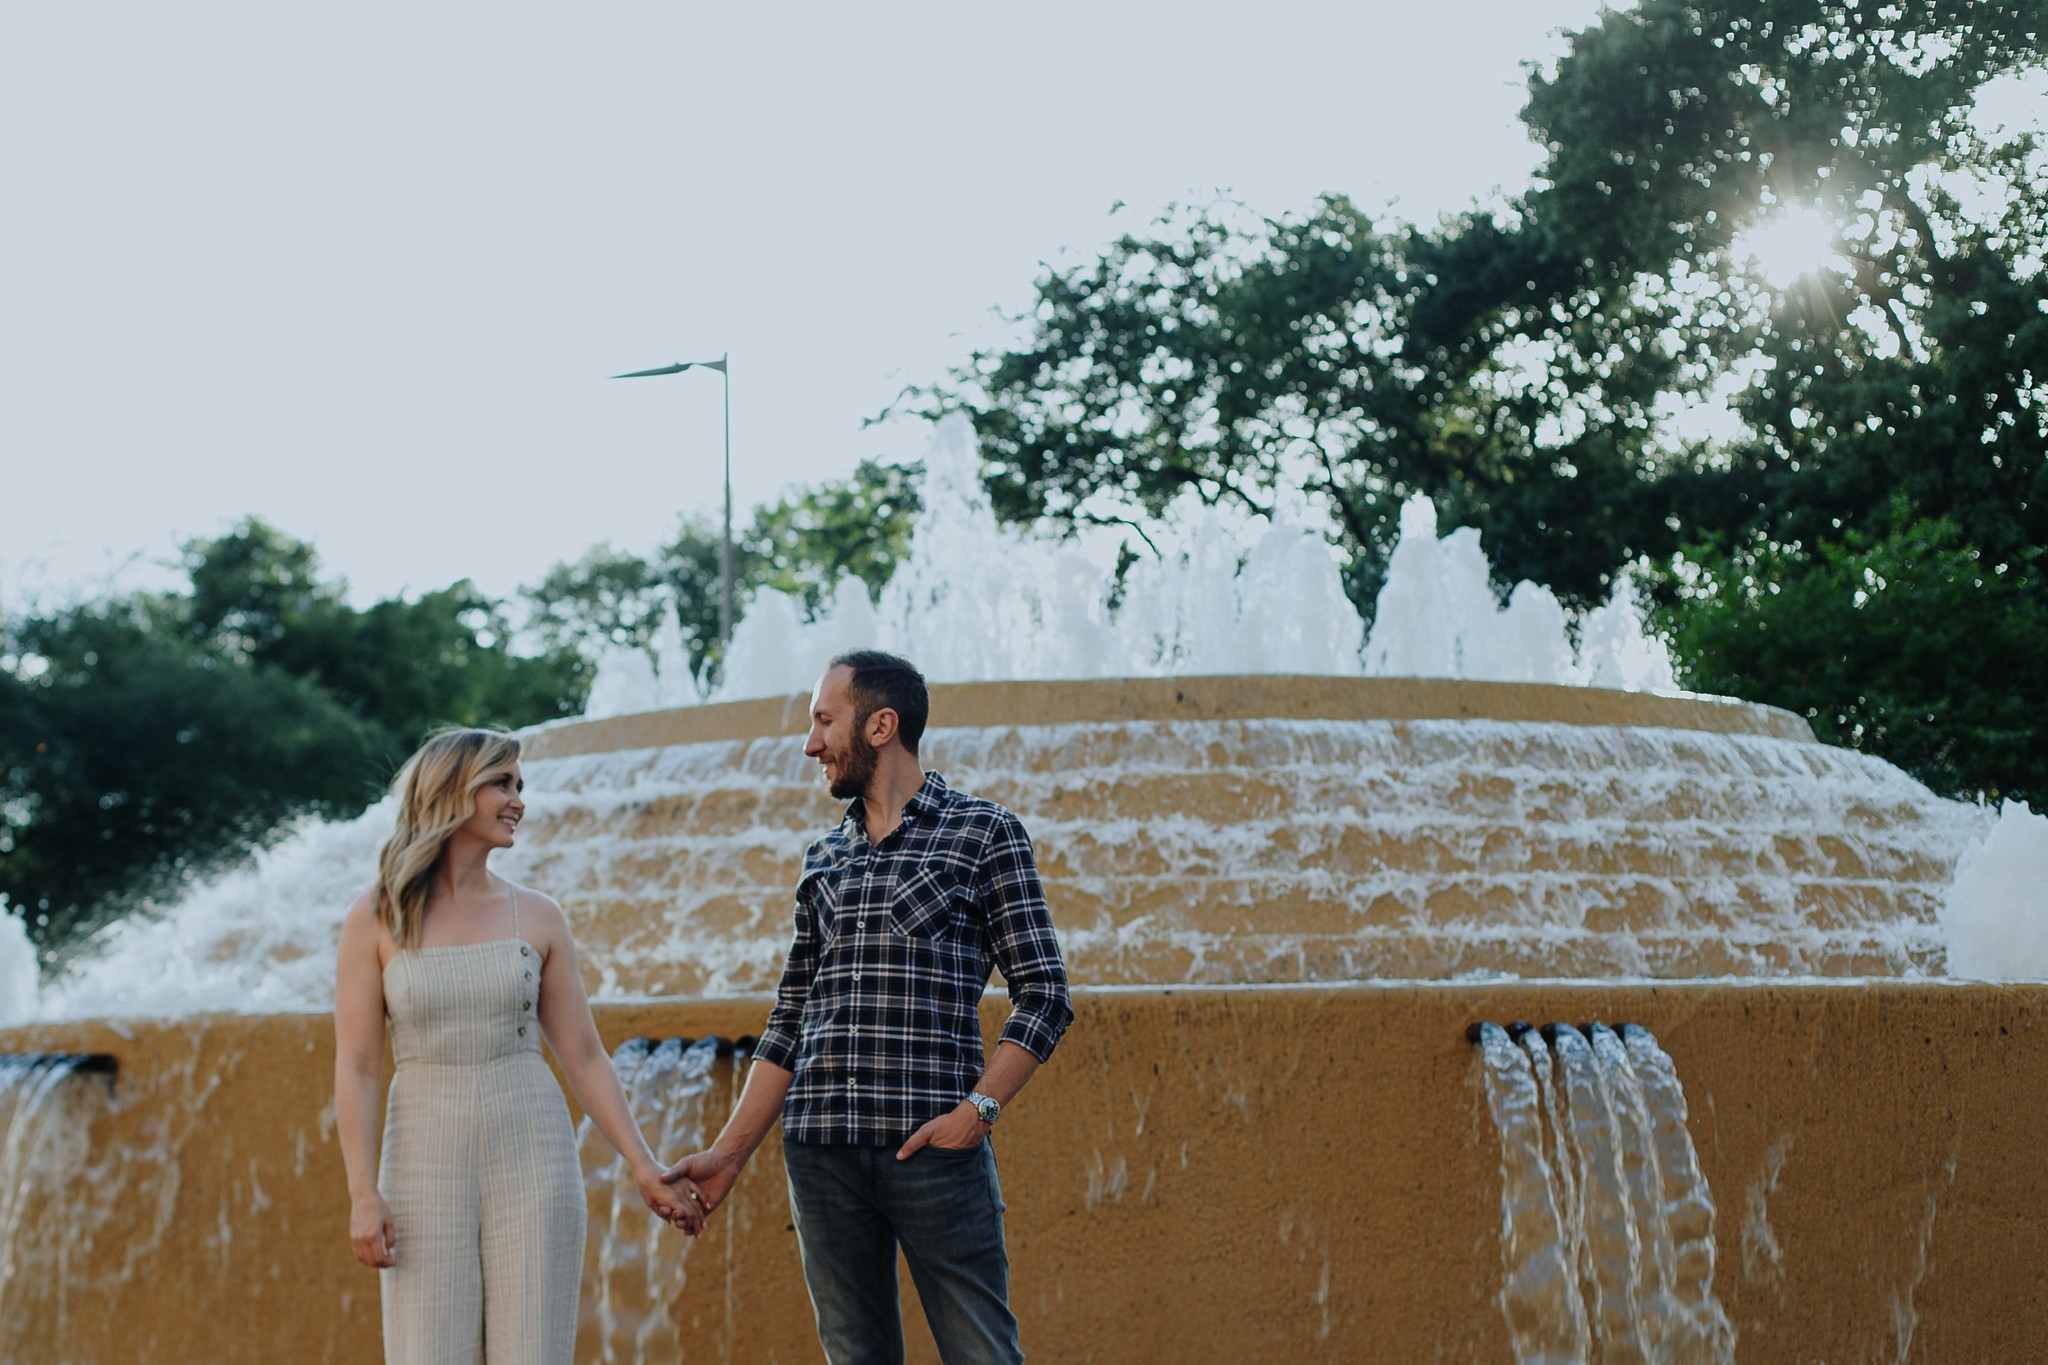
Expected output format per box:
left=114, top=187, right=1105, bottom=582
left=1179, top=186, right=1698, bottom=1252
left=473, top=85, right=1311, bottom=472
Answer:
left=510, top=882, right=521, bottom=941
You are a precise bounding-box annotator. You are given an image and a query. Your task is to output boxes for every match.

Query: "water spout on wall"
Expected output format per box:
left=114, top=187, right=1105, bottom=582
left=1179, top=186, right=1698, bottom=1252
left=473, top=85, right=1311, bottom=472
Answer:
left=1473, top=1022, right=1735, bottom=1365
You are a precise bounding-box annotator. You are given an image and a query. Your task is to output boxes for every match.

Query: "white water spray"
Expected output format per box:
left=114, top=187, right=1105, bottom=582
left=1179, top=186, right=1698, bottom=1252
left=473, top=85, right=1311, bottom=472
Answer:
left=21, top=416, right=2003, bottom=1023
left=0, top=914, right=38, bottom=1027
left=584, top=415, right=1676, bottom=715
left=1940, top=799, right=2048, bottom=979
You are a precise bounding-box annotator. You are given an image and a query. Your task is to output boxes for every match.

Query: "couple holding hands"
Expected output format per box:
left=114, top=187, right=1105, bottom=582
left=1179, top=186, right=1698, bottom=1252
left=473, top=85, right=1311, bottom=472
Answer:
left=334, top=650, right=1072, bottom=1365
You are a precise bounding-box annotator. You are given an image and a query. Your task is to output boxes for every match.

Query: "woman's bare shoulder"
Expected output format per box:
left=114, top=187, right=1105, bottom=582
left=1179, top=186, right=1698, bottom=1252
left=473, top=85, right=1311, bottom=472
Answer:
left=512, top=883, right=569, bottom=926
left=510, top=884, right=573, bottom=949
left=338, top=892, right=393, bottom=960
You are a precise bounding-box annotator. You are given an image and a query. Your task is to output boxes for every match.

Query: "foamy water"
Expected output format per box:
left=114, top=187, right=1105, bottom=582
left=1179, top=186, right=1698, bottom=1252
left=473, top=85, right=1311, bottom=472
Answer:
left=34, top=710, right=1991, bottom=1020
left=586, top=415, right=1676, bottom=715
left=1940, top=800, right=2048, bottom=979
left=0, top=916, right=37, bottom=1026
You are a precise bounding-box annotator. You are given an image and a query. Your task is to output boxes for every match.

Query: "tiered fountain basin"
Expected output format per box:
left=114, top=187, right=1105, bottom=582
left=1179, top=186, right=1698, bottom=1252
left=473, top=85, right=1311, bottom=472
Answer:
left=509, top=675, right=1979, bottom=990
left=3, top=676, right=2041, bottom=1364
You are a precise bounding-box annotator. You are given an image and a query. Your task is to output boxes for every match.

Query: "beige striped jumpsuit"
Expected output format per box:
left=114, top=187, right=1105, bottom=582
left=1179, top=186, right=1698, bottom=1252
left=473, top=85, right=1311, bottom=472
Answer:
left=379, top=888, right=586, bottom=1365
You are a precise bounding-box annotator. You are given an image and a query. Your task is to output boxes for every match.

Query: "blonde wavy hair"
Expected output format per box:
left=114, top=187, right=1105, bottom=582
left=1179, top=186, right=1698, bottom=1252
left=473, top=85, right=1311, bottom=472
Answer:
left=372, top=727, right=522, bottom=949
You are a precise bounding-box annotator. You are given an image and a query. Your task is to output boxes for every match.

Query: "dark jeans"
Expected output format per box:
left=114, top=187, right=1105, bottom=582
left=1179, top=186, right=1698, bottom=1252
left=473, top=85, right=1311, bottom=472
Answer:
left=782, top=1138, right=1024, bottom=1365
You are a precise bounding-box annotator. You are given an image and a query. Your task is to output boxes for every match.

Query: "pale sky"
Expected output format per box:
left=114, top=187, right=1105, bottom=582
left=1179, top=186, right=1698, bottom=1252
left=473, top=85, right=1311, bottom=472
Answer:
left=2, top=0, right=1610, bottom=612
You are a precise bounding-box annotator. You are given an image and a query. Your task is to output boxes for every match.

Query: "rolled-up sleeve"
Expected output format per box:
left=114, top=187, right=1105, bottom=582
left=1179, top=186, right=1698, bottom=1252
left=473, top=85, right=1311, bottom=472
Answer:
left=751, top=882, right=819, bottom=1073
left=978, top=811, right=1073, bottom=1062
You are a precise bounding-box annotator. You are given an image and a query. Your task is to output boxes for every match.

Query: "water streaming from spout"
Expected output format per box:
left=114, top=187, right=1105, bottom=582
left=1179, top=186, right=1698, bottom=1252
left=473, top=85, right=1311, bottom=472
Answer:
left=577, top=1036, right=720, bottom=1365
left=1620, top=1026, right=1736, bottom=1360
left=1475, top=1024, right=1592, bottom=1364
left=0, top=1056, right=103, bottom=1360
left=1477, top=1024, right=1734, bottom=1365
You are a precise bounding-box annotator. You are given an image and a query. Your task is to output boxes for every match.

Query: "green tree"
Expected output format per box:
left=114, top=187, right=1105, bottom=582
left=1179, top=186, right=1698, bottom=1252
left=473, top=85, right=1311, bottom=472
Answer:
left=2, top=520, right=588, bottom=958
left=1649, top=516, right=2046, bottom=801
left=524, top=457, right=921, bottom=686
left=0, top=601, right=384, bottom=956
left=183, top=519, right=586, bottom=752
left=927, top=0, right=2048, bottom=800
left=522, top=543, right=673, bottom=659
left=745, top=457, right=922, bottom=615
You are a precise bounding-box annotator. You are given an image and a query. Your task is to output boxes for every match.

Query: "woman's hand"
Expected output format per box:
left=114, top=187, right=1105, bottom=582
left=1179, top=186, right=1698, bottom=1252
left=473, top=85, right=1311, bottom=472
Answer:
left=634, top=1160, right=706, bottom=1236
left=661, top=1147, right=745, bottom=1214
left=350, top=1190, right=396, bottom=1268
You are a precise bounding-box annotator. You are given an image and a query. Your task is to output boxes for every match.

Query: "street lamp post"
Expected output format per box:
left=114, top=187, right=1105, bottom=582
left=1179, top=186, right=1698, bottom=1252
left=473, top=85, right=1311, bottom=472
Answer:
left=612, top=354, right=733, bottom=645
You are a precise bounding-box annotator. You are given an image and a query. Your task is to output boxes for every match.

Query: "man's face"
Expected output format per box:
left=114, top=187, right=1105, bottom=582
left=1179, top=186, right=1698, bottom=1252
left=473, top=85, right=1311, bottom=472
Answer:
left=805, top=666, right=879, bottom=800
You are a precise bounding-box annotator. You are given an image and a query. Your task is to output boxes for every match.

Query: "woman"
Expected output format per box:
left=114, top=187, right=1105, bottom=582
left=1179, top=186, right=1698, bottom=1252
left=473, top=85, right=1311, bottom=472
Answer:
left=334, top=727, right=703, bottom=1364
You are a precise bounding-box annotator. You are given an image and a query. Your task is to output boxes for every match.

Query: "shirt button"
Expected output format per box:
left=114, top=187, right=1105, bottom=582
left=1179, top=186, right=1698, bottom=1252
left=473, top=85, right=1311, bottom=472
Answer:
left=851, top=1025, right=860, bottom=1035
left=858, top=918, right=866, bottom=929
left=524, top=971, right=532, bottom=980
left=852, top=972, right=862, bottom=981
left=520, top=946, right=530, bottom=957
left=517, top=1026, right=526, bottom=1036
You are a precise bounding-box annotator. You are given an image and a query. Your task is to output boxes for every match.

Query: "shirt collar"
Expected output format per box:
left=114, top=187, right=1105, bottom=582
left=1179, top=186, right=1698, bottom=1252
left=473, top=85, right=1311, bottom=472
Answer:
left=841, top=771, right=948, bottom=845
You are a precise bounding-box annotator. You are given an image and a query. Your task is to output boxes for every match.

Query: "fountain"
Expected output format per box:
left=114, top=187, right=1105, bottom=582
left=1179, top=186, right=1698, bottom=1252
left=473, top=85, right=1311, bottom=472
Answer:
left=2, top=417, right=2043, bottom=1362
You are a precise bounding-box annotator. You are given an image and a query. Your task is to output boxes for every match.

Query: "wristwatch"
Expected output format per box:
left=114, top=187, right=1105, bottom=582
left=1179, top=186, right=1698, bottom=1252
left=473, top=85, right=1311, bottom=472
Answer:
left=967, top=1091, right=1001, bottom=1126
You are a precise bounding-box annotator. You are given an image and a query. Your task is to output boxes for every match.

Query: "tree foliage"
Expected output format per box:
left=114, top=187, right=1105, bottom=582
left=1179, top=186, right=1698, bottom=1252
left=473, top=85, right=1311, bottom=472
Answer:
left=1651, top=515, right=2046, bottom=801
left=930, top=0, right=2048, bottom=801
left=524, top=457, right=921, bottom=685
left=1, top=522, right=583, bottom=958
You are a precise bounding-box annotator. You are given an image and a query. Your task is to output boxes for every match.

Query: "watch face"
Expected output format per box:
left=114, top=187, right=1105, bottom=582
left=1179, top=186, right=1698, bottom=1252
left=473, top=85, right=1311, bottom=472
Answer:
left=975, top=1097, right=999, bottom=1123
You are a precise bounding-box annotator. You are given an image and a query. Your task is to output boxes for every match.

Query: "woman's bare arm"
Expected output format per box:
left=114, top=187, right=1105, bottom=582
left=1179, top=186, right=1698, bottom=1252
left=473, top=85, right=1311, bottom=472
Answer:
left=528, top=892, right=704, bottom=1234
left=334, top=894, right=396, bottom=1267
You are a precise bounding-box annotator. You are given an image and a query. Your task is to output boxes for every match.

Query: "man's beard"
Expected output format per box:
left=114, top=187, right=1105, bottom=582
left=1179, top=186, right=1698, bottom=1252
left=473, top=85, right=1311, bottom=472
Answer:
left=827, top=729, right=879, bottom=800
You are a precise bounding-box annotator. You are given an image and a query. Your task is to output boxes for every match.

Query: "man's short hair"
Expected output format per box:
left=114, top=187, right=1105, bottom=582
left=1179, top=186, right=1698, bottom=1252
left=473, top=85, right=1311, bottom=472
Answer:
left=829, top=650, right=929, bottom=755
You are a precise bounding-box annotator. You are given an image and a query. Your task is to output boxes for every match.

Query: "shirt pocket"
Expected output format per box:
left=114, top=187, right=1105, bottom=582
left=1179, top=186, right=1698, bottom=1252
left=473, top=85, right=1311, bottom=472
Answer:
left=891, top=868, right=967, bottom=941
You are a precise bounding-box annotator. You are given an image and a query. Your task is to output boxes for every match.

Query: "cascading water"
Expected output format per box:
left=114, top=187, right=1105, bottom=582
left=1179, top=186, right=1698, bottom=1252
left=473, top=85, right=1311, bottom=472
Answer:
left=576, top=1036, right=721, bottom=1365
left=35, top=683, right=1988, bottom=1019
left=1476, top=1024, right=1591, bottom=1365
left=0, top=418, right=2032, bottom=1358
left=0, top=1055, right=105, bottom=1361
left=1475, top=1023, right=1736, bottom=1365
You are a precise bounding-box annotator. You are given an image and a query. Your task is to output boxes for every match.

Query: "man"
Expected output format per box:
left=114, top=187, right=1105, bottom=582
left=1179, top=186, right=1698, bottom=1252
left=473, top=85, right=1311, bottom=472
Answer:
left=664, top=649, right=1072, bottom=1365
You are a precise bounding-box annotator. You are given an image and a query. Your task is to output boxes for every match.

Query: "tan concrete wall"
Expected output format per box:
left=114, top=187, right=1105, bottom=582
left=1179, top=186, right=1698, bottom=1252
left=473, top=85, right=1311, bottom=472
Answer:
left=5, top=982, right=2043, bottom=1363
left=522, top=676, right=1814, bottom=761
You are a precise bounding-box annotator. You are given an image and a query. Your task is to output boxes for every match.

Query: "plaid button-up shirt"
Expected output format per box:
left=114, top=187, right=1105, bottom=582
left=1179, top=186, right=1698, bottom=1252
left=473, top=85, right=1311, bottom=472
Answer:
left=753, top=771, right=1073, bottom=1146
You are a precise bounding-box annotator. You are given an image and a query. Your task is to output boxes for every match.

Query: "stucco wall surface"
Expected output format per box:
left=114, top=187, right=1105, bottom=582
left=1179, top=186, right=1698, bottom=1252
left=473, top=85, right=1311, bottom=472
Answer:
left=2, top=981, right=2042, bottom=1363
